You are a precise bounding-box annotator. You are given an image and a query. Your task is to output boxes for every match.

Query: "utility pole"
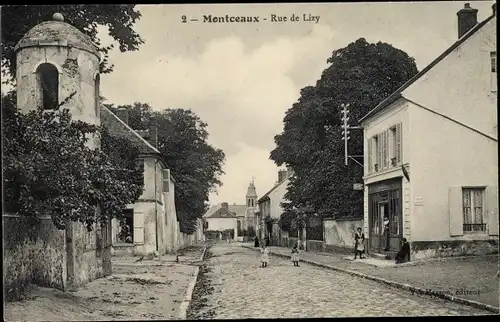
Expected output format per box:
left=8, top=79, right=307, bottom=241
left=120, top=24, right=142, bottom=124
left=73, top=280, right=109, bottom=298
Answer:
left=341, top=104, right=350, bottom=166
left=340, top=103, right=364, bottom=167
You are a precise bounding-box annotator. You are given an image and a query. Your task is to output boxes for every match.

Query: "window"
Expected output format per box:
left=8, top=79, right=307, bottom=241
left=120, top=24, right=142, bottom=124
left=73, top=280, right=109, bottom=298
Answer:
left=462, top=188, right=486, bottom=232
left=117, top=209, right=134, bottom=243
left=373, top=135, right=379, bottom=171
left=36, top=63, right=59, bottom=110
left=491, top=52, right=497, bottom=92
left=95, top=74, right=100, bottom=116
left=390, top=127, right=397, bottom=166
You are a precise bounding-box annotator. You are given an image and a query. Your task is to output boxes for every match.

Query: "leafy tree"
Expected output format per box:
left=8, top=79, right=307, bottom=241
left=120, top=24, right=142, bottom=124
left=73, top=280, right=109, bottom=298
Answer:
left=2, top=91, right=144, bottom=230
left=271, top=38, right=418, bottom=218
left=1, top=5, right=144, bottom=83
left=106, top=103, right=226, bottom=234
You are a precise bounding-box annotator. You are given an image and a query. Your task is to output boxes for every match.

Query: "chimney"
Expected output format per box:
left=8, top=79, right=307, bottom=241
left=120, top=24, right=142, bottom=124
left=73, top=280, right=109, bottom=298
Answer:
left=457, top=3, right=478, bottom=39
left=116, top=107, right=129, bottom=125
left=149, top=119, right=158, bottom=148
left=221, top=202, right=229, bottom=210
left=278, top=170, right=288, bottom=183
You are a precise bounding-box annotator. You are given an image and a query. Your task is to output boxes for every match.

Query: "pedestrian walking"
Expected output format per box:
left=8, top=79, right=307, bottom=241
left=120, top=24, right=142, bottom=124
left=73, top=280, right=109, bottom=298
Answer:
left=254, top=236, right=260, bottom=247
left=354, top=227, right=365, bottom=259
left=261, top=245, right=269, bottom=268
left=291, top=243, right=300, bottom=266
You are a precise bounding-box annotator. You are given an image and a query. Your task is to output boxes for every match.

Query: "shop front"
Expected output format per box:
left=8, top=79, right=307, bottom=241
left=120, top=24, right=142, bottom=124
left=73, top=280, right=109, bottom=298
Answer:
left=367, top=177, right=403, bottom=255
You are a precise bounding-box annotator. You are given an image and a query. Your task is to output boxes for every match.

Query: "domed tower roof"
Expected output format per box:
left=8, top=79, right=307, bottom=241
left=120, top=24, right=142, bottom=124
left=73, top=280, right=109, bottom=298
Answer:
left=14, top=13, right=100, bottom=58
left=246, top=181, right=257, bottom=198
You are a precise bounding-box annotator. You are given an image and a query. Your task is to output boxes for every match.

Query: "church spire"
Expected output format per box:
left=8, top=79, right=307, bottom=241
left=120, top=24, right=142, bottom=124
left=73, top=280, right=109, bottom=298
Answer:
left=246, top=179, right=257, bottom=208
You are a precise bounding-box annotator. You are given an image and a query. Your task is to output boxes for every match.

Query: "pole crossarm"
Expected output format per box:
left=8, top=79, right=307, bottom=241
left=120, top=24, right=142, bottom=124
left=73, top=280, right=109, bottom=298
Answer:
left=347, top=126, right=363, bottom=130
left=348, top=156, right=364, bottom=168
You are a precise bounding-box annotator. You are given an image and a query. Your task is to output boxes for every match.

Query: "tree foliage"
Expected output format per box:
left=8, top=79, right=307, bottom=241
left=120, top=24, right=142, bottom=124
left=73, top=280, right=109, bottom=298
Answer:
left=271, top=38, right=418, bottom=218
left=106, top=103, right=226, bottom=234
left=2, top=91, right=144, bottom=230
left=1, top=5, right=144, bottom=83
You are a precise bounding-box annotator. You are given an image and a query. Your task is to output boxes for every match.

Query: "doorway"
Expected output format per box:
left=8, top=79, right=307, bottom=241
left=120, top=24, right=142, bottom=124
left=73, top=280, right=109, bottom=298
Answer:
left=368, top=179, right=403, bottom=254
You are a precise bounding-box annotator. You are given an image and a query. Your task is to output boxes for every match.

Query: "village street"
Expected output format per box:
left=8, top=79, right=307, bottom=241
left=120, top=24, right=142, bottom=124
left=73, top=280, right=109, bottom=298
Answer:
left=187, top=243, right=492, bottom=319
left=4, top=246, right=204, bottom=321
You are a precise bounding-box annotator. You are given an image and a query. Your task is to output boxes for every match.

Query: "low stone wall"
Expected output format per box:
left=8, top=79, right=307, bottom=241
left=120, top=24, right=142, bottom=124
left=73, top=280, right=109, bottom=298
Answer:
left=306, top=240, right=325, bottom=252
left=411, top=239, right=499, bottom=260
left=324, top=218, right=362, bottom=252
left=3, top=215, right=66, bottom=301
left=288, top=237, right=299, bottom=248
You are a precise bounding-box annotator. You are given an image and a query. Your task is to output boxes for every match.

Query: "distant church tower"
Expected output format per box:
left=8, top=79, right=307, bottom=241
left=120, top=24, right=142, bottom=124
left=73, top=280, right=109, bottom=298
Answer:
left=15, top=13, right=101, bottom=147
left=246, top=178, right=258, bottom=208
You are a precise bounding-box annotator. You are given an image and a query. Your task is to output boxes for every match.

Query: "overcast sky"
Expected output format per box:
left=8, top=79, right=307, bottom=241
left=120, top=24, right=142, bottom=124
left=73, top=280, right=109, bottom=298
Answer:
left=98, top=1, right=494, bottom=206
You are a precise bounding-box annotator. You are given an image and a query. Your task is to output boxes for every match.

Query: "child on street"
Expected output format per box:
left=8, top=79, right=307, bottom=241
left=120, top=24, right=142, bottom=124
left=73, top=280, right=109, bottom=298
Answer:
left=291, top=244, right=300, bottom=267
left=261, top=245, right=269, bottom=268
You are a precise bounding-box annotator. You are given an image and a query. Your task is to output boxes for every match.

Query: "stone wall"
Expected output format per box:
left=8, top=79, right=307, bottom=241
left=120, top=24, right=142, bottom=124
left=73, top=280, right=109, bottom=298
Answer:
left=324, top=218, right=363, bottom=251
left=306, top=240, right=325, bottom=252
left=3, top=215, right=66, bottom=301
left=69, top=221, right=105, bottom=288
left=411, top=239, right=499, bottom=260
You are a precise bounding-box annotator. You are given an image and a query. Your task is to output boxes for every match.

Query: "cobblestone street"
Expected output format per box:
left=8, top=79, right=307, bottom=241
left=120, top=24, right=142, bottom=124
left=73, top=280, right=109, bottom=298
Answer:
left=188, top=243, right=493, bottom=319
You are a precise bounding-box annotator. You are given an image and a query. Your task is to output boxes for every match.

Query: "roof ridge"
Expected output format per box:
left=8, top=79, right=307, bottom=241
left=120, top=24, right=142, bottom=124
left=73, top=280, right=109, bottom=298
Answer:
left=359, top=14, right=495, bottom=123
left=102, top=105, right=161, bottom=154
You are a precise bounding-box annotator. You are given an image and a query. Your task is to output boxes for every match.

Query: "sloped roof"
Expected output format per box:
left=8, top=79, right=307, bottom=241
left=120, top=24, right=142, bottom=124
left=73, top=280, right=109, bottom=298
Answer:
left=101, top=106, right=160, bottom=155
left=203, top=203, right=247, bottom=218
left=204, top=207, right=237, bottom=219
left=229, top=205, right=246, bottom=217
left=359, top=13, right=496, bottom=123
left=258, top=177, right=289, bottom=204
left=246, top=182, right=257, bottom=197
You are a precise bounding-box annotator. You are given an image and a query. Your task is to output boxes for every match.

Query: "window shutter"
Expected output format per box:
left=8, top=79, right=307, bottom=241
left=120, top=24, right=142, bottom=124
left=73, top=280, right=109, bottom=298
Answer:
left=377, top=133, right=383, bottom=170
left=367, top=138, right=372, bottom=173
left=448, top=187, right=464, bottom=236
left=163, top=169, right=170, bottom=192
left=486, top=185, right=499, bottom=236
left=395, top=123, right=402, bottom=165
left=133, top=211, right=145, bottom=244
left=382, top=131, right=388, bottom=169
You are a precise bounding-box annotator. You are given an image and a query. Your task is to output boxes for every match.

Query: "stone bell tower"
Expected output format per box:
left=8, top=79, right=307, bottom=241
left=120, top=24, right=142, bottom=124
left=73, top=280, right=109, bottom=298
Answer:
left=14, top=12, right=102, bottom=147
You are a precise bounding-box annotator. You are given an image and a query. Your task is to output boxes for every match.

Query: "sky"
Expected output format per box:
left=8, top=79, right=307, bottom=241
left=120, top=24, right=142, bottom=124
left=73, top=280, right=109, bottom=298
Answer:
left=97, top=1, right=494, bottom=207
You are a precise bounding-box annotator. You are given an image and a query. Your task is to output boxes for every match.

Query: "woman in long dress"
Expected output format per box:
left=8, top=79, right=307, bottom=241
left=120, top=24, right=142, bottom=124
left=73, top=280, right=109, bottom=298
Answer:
left=354, top=227, right=365, bottom=259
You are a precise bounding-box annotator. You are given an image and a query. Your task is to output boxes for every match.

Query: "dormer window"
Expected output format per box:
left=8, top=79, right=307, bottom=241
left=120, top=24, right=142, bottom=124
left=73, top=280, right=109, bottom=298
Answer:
left=491, top=52, right=497, bottom=92
left=36, top=63, right=59, bottom=110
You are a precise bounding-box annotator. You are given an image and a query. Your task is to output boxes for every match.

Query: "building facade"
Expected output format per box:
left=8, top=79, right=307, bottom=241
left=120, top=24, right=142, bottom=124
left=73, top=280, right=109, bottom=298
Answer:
left=258, top=168, right=293, bottom=244
left=5, top=12, right=112, bottom=291
left=360, top=3, right=498, bottom=260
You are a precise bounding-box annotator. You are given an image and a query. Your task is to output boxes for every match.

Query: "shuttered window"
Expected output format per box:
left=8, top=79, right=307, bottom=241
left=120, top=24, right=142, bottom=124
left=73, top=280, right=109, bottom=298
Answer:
left=382, top=131, right=388, bottom=169
left=449, top=187, right=463, bottom=236
left=377, top=134, right=382, bottom=172
left=133, top=212, right=145, bottom=244
left=486, top=185, right=499, bottom=236
left=395, top=123, right=402, bottom=165
left=367, top=138, right=372, bottom=173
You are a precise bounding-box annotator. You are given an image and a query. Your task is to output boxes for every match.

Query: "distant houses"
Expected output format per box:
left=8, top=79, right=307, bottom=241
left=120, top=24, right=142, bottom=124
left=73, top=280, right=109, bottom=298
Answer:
left=203, top=181, right=259, bottom=241
left=360, top=3, right=498, bottom=260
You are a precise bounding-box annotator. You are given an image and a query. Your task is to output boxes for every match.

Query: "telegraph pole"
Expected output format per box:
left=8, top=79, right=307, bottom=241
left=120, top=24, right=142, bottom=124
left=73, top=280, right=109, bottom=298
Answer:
left=340, top=103, right=363, bottom=167
left=340, top=104, right=350, bottom=166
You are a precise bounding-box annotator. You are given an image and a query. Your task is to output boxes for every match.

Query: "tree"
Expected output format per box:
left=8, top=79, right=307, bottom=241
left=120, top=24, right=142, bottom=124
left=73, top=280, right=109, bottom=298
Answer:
left=271, top=38, right=418, bottom=218
left=1, top=5, right=144, bottom=83
left=2, top=91, right=144, bottom=230
left=107, top=104, right=226, bottom=234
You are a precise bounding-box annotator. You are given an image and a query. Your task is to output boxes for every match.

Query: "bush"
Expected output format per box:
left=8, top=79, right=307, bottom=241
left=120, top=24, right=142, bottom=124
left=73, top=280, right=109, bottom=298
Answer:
left=247, top=226, right=256, bottom=237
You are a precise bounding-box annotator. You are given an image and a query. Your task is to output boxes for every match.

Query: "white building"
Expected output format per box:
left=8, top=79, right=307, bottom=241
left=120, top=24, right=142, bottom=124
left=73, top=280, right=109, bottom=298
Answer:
left=257, top=168, right=293, bottom=245
left=360, top=3, right=498, bottom=260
